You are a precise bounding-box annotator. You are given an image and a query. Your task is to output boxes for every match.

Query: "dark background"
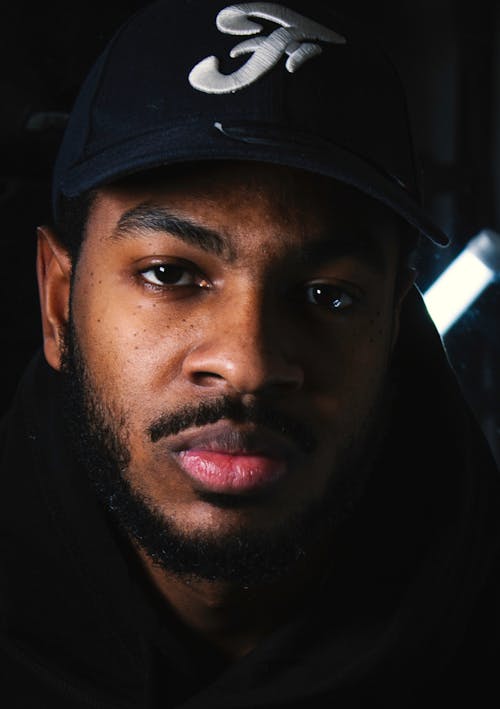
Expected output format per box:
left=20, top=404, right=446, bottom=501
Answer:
left=1, top=0, right=499, bottom=463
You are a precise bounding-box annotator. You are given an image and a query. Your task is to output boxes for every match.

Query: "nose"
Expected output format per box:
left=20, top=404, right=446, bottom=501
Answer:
left=182, top=292, right=304, bottom=396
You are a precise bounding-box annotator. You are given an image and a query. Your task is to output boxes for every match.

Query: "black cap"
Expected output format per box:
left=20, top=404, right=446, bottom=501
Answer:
left=52, top=0, right=449, bottom=246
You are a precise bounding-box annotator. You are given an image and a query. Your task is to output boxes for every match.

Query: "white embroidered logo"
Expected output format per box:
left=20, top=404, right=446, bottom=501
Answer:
left=188, top=2, right=346, bottom=94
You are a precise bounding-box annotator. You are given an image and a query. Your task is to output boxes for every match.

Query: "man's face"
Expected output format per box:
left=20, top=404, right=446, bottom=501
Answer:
left=53, top=162, right=410, bottom=583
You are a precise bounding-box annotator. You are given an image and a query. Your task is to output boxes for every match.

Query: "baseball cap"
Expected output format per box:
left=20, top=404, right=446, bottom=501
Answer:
left=52, top=0, right=449, bottom=246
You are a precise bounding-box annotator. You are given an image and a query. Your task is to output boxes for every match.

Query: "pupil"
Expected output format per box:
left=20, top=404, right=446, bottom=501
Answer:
left=156, top=265, right=184, bottom=284
left=312, top=286, right=343, bottom=309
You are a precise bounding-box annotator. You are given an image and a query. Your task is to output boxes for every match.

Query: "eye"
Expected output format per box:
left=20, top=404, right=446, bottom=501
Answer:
left=139, top=263, right=209, bottom=289
left=303, top=283, right=355, bottom=312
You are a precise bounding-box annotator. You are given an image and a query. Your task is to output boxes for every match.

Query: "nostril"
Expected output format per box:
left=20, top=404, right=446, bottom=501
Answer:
left=191, top=371, right=226, bottom=386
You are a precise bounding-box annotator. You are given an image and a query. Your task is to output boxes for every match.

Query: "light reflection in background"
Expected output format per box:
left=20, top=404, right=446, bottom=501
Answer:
left=423, top=230, right=500, bottom=335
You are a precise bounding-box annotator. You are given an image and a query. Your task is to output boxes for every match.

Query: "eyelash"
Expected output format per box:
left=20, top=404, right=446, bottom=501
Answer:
left=137, top=263, right=358, bottom=313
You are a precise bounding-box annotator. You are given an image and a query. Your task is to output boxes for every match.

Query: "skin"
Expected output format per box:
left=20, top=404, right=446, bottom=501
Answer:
left=37, top=161, right=414, bottom=659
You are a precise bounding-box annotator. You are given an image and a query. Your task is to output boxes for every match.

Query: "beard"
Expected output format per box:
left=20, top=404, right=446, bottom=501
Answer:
left=59, top=314, right=391, bottom=588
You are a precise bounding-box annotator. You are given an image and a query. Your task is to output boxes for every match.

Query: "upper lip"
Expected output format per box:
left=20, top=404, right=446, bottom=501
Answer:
left=162, top=420, right=302, bottom=461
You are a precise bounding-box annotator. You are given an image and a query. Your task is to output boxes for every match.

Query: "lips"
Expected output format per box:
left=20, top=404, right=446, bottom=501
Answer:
left=177, top=450, right=287, bottom=494
left=164, top=422, right=300, bottom=495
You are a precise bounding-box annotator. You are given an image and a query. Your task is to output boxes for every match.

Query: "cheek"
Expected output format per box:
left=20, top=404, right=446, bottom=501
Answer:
left=71, top=274, right=192, bottom=422
left=356, top=306, right=395, bottom=374
left=309, top=306, right=395, bottom=423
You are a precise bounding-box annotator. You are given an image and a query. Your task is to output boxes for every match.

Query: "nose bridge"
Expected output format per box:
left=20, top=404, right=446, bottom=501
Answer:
left=182, top=283, right=303, bottom=394
left=227, top=284, right=271, bottom=347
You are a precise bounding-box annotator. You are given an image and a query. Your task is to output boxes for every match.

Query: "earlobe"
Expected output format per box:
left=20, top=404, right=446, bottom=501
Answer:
left=36, top=226, right=72, bottom=371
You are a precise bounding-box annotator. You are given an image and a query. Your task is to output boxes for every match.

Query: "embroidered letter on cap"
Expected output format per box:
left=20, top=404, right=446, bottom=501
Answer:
left=189, top=2, right=346, bottom=94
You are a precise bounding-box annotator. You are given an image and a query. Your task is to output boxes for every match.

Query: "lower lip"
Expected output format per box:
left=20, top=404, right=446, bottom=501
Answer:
left=176, top=450, right=288, bottom=494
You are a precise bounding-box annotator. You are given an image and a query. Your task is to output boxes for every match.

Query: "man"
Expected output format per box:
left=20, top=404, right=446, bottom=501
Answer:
left=1, top=1, right=499, bottom=707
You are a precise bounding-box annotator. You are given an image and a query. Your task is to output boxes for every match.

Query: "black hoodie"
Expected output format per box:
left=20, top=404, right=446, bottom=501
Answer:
left=1, top=287, right=499, bottom=708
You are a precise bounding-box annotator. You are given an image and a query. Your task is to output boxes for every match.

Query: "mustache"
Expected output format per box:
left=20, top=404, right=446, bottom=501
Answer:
left=148, top=397, right=317, bottom=455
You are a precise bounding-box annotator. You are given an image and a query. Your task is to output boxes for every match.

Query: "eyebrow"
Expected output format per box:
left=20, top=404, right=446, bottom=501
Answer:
left=110, top=203, right=387, bottom=274
left=294, top=233, right=387, bottom=275
left=110, top=203, right=237, bottom=261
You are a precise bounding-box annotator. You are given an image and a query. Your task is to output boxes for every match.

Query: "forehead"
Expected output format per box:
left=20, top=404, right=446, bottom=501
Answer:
left=87, top=161, right=405, bottom=257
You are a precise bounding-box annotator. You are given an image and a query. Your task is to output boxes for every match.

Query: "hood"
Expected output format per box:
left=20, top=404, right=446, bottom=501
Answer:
left=1, top=286, right=499, bottom=707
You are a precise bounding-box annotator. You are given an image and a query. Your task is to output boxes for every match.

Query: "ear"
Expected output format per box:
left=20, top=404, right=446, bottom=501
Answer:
left=36, top=226, right=73, bottom=371
left=390, top=266, right=417, bottom=352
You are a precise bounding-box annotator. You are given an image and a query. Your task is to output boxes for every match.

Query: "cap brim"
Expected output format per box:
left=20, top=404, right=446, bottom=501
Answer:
left=59, top=120, right=450, bottom=247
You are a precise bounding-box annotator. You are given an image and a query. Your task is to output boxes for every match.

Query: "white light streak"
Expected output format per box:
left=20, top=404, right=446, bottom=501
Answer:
left=423, top=230, right=499, bottom=335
